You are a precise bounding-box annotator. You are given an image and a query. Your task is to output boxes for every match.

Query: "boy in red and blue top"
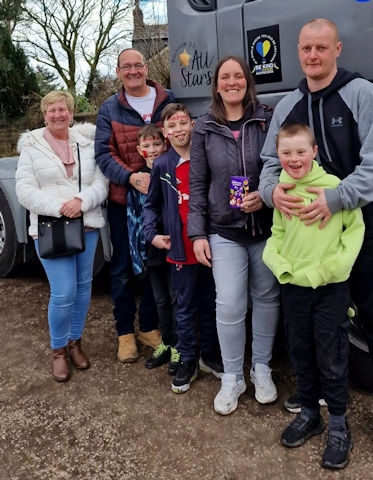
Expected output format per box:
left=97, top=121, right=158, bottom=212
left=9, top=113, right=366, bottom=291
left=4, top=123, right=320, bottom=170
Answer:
left=143, top=103, right=223, bottom=393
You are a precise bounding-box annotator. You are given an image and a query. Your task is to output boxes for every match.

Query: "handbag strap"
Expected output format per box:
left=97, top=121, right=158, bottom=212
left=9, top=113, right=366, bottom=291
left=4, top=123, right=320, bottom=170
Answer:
left=76, top=143, right=81, bottom=192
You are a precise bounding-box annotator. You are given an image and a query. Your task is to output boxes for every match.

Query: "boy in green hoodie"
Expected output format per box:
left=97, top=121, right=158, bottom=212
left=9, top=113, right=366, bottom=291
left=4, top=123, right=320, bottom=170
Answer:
left=263, top=123, right=365, bottom=470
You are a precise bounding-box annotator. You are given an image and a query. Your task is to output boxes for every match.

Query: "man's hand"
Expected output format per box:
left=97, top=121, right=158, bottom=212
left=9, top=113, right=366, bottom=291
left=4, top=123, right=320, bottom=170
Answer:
left=272, top=183, right=303, bottom=219
left=299, top=187, right=332, bottom=229
left=129, top=172, right=150, bottom=194
left=193, top=238, right=212, bottom=267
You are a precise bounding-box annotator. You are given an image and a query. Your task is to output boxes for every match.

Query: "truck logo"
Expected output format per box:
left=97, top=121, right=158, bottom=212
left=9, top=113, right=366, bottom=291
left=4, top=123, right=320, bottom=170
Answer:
left=179, top=49, right=191, bottom=67
left=256, top=40, right=271, bottom=60
left=171, top=42, right=214, bottom=88
left=247, top=24, right=282, bottom=85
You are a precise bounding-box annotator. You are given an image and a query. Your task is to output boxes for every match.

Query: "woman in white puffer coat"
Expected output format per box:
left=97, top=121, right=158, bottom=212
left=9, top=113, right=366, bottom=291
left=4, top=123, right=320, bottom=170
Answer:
left=16, top=91, right=108, bottom=383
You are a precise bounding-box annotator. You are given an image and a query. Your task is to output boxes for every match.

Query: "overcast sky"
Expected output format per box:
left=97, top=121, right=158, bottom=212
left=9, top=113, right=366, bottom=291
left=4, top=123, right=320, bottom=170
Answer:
left=141, top=0, right=167, bottom=23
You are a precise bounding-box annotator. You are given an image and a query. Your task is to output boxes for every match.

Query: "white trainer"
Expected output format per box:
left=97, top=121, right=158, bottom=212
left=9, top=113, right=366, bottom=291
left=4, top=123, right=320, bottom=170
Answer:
left=214, top=373, right=247, bottom=415
left=250, top=363, right=278, bottom=404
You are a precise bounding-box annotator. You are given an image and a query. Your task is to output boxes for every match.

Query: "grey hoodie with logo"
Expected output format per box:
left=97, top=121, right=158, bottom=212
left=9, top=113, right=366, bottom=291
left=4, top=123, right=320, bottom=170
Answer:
left=259, top=68, right=373, bottom=236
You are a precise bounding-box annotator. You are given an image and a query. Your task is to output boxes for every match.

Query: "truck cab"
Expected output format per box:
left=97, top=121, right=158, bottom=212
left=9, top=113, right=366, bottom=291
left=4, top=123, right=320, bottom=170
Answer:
left=167, top=0, right=373, bottom=391
left=167, top=0, right=373, bottom=116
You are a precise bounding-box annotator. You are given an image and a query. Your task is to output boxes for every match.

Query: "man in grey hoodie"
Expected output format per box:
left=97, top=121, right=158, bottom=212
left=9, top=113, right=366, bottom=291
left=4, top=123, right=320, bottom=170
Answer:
left=259, top=18, right=373, bottom=470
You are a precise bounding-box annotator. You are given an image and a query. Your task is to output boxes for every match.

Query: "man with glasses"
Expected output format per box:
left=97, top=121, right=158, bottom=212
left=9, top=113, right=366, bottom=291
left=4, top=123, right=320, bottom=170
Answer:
left=95, top=48, right=175, bottom=363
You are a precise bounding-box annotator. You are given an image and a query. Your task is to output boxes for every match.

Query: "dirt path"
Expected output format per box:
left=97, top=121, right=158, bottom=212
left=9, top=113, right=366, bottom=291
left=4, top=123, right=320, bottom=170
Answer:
left=1, top=265, right=372, bottom=479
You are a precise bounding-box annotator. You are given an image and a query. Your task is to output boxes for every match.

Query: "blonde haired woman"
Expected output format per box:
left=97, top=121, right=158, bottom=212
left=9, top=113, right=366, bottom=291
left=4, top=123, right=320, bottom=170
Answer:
left=16, top=91, right=108, bottom=382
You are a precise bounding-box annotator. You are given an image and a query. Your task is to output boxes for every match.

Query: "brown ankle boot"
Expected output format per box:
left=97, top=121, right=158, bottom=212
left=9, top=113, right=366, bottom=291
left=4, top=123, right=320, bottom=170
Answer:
left=51, top=347, right=70, bottom=382
left=68, top=339, right=90, bottom=370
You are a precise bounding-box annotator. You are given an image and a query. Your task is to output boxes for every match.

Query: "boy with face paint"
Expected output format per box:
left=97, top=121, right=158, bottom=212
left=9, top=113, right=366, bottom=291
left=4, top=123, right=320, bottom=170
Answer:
left=127, top=124, right=166, bottom=279
left=143, top=103, right=223, bottom=394
left=127, top=124, right=179, bottom=374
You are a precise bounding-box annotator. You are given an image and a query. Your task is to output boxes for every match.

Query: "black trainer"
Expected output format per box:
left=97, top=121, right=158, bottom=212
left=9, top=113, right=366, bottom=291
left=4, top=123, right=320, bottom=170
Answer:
left=171, top=359, right=198, bottom=394
left=322, top=425, right=353, bottom=470
left=281, top=413, right=325, bottom=447
left=284, top=393, right=302, bottom=413
left=145, top=342, right=170, bottom=369
left=199, top=354, right=224, bottom=379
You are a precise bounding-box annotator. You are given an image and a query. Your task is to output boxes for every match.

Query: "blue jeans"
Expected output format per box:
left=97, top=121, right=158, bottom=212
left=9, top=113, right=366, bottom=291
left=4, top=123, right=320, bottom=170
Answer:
left=108, top=201, right=157, bottom=335
left=209, top=234, right=280, bottom=375
left=35, top=230, right=99, bottom=349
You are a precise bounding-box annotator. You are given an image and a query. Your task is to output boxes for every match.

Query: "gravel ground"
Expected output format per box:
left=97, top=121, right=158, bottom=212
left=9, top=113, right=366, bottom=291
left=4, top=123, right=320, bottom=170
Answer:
left=1, top=264, right=373, bottom=480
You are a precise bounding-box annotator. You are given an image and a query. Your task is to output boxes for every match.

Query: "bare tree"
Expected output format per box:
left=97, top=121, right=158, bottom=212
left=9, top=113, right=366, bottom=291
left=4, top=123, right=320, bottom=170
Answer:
left=16, top=0, right=135, bottom=96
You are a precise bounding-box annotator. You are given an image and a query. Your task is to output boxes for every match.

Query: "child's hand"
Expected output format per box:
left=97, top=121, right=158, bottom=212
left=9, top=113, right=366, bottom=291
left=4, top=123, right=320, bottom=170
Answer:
left=193, top=238, right=212, bottom=267
left=151, top=235, right=171, bottom=250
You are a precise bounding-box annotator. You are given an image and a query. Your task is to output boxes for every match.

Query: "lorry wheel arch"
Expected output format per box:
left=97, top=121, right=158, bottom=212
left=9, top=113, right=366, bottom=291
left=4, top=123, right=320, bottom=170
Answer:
left=0, top=188, right=23, bottom=277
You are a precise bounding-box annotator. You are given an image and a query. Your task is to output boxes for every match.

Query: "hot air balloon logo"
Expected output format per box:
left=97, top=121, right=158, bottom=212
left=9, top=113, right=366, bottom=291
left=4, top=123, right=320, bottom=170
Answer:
left=256, top=40, right=272, bottom=63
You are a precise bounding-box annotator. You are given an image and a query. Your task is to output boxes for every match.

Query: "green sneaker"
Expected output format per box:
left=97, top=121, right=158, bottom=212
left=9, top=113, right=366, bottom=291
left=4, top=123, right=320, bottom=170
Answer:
left=145, top=342, right=170, bottom=369
left=168, top=347, right=180, bottom=376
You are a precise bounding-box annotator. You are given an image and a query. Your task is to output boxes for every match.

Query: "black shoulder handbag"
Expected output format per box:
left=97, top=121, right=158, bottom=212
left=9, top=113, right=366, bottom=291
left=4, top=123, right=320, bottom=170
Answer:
left=38, top=144, right=86, bottom=259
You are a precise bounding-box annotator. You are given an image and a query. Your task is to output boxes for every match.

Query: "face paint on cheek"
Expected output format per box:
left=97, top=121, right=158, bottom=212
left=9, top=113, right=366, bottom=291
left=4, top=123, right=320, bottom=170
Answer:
left=142, top=150, right=148, bottom=158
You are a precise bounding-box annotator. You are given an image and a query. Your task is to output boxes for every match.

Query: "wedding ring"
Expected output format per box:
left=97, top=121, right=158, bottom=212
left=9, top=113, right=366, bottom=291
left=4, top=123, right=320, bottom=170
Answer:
left=317, top=214, right=322, bottom=221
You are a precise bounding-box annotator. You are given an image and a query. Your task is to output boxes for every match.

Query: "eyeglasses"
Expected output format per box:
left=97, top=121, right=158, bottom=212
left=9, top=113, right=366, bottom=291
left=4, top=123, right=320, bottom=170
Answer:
left=118, top=63, right=146, bottom=72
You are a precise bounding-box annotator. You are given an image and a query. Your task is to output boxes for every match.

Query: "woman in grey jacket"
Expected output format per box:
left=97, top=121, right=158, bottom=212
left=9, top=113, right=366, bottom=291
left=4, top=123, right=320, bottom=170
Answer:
left=189, top=56, right=280, bottom=415
left=16, top=91, right=108, bottom=382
